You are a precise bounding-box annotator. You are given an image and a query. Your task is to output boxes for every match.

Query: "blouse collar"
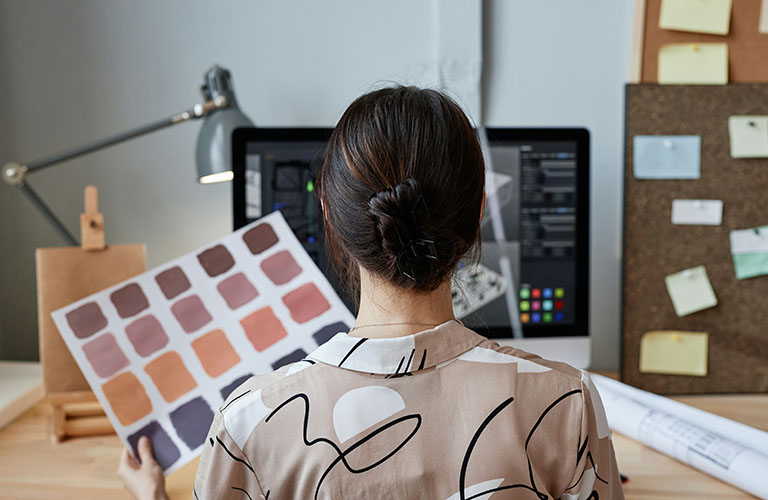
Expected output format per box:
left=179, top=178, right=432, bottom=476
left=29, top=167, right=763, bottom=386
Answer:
left=307, top=319, right=486, bottom=375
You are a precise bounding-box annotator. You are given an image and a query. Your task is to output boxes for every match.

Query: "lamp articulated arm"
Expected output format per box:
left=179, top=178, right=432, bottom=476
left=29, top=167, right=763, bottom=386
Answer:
left=2, top=96, right=230, bottom=246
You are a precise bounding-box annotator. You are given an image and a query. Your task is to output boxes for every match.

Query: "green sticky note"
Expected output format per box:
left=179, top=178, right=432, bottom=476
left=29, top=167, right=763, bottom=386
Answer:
left=728, top=116, right=768, bottom=158
left=658, top=43, right=728, bottom=85
left=659, top=0, right=732, bottom=35
left=730, top=225, right=768, bottom=279
left=665, top=265, right=718, bottom=317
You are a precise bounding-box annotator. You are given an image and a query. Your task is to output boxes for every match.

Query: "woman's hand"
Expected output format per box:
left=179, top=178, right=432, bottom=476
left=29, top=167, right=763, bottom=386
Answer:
left=117, top=436, right=170, bottom=500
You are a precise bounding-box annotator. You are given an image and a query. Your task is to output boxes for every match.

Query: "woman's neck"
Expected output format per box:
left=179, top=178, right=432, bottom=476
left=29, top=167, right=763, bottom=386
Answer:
left=351, top=268, right=456, bottom=338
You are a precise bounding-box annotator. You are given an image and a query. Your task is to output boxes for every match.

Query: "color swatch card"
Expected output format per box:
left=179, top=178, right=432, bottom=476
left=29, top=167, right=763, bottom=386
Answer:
left=728, top=116, right=768, bottom=158
left=664, top=265, right=718, bottom=316
left=671, top=199, right=722, bottom=225
left=51, top=211, right=354, bottom=474
left=730, top=225, right=768, bottom=279
left=639, top=331, right=708, bottom=377
left=659, top=0, right=732, bottom=35
left=658, top=43, right=728, bottom=84
left=633, top=135, right=701, bottom=179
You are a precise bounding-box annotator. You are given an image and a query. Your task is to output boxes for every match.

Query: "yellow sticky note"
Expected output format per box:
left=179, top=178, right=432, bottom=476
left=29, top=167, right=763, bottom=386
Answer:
left=640, top=331, right=708, bottom=376
left=658, top=43, right=728, bottom=85
left=729, top=116, right=768, bottom=158
left=659, top=0, right=732, bottom=35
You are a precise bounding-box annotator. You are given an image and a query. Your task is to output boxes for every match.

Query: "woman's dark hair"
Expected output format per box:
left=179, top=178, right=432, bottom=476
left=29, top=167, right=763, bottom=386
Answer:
left=317, top=86, right=485, bottom=296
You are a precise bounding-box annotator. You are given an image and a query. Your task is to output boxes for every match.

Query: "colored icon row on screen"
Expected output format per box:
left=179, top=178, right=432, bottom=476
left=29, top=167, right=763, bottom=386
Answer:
left=519, top=287, right=564, bottom=299
left=519, top=300, right=563, bottom=312
left=520, top=312, right=564, bottom=323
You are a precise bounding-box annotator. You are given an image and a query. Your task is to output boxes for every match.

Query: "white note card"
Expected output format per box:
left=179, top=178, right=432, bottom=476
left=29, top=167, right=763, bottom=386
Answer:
left=728, top=116, right=768, bottom=158
left=730, top=227, right=768, bottom=255
left=671, top=200, right=723, bottom=225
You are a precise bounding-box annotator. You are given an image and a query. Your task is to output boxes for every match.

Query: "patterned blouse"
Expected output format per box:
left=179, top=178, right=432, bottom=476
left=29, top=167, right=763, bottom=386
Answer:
left=194, top=320, right=624, bottom=499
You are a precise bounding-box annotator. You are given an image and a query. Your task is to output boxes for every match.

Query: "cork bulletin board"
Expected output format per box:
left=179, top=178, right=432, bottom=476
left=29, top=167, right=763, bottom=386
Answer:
left=638, top=0, right=768, bottom=83
left=622, top=84, right=768, bottom=394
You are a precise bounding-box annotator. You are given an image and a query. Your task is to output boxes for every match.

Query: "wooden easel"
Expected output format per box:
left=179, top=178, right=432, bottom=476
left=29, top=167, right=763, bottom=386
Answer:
left=49, top=187, right=111, bottom=441
left=37, top=186, right=146, bottom=442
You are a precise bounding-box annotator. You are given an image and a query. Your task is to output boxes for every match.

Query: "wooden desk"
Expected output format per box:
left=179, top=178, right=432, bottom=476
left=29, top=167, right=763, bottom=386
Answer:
left=0, top=392, right=765, bottom=499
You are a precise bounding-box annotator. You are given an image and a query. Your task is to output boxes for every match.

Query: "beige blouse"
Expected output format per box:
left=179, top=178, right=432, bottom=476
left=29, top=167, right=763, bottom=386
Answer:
left=194, top=320, right=624, bottom=499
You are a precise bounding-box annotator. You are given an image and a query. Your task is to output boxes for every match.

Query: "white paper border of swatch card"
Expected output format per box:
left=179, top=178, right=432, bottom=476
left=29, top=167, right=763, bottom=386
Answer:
left=730, top=227, right=768, bottom=254
left=671, top=200, right=722, bottom=225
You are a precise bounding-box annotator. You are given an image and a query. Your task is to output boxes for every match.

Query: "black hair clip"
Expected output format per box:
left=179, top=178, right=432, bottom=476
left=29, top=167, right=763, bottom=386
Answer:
left=394, top=194, right=438, bottom=281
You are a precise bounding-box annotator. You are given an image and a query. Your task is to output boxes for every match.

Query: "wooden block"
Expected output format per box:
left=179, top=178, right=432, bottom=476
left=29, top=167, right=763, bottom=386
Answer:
left=80, top=186, right=105, bottom=251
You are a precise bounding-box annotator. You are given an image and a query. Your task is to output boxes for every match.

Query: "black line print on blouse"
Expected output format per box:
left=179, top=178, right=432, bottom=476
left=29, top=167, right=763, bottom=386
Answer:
left=458, top=389, right=602, bottom=500
left=338, top=338, right=368, bottom=367
left=265, top=392, right=422, bottom=500
left=563, top=437, right=608, bottom=493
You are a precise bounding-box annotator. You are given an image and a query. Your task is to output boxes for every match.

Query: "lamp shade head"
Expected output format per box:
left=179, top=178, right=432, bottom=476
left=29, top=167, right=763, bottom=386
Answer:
left=196, top=65, right=254, bottom=184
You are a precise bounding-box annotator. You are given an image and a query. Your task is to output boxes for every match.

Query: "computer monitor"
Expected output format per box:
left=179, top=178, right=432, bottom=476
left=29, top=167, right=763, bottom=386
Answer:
left=232, top=127, right=590, bottom=368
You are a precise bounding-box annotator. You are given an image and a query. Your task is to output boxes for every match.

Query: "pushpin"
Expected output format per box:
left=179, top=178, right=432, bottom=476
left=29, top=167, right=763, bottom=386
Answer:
left=749, top=121, right=757, bottom=127
left=683, top=269, right=692, bottom=279
left=672, top=333, right=681, bottom=342
left=664, top=139, right=673, bottom=149
left=691, top=44, right=699, bottom=52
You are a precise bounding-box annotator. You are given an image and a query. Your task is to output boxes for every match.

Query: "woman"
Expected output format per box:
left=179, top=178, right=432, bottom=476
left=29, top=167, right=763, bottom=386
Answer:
left=119, top=86, right=624, bottom=499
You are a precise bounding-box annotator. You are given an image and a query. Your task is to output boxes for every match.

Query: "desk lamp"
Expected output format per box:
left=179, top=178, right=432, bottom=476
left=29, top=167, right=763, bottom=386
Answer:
left=1, top=64, right=253, bottom=245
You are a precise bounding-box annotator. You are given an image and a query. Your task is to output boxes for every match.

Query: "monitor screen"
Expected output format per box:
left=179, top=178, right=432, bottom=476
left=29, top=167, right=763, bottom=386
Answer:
left=233, top=128, right=589, bottom=341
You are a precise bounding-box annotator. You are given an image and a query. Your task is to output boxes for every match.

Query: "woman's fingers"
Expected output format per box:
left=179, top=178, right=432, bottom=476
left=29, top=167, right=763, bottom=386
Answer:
left=137, top=436, right=156, bottom=467
left=119, top=448, right=140, bottom=471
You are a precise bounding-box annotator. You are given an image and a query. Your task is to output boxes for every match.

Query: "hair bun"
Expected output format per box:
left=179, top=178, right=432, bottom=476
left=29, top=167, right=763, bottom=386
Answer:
left=368, top=178, right=424, bottom=257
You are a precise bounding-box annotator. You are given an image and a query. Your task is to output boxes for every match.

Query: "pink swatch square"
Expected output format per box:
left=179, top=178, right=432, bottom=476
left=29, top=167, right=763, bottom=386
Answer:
left=282, top=283, right=331, bottom=324
left=260, top=250, right=302, bottom=285
left=125, top=315, right=169, bottom=357
left=171, top=295, right=212, bottom=333
left=217, top=273, right=258, bottom=309
left=82, top=333, right=129, bottom=378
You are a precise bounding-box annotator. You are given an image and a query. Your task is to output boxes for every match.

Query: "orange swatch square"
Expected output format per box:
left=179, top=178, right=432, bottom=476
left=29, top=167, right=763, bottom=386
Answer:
left=240, top=306, right=287, bottom=351
left=191, top=330, right=241, bottom=378
left=101, top=372, right=152, bottom=426
left=144, top=352, right=197, bottom=403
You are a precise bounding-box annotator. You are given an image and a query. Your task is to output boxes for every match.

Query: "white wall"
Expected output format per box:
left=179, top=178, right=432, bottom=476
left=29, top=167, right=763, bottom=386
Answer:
left=484, top=0, right=634, bottom=370
left=0, top=0, right=632, bottom=370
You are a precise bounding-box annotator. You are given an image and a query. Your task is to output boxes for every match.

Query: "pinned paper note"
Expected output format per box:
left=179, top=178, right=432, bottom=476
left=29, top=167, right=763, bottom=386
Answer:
left=665, top=265, right=718, bottom=316
left=730, top=226, right=768, bottom=279
left=671, top=200, right=722, bottom=225
left=640, top=331, right=708, bottom=376
left=658, top=43, right=728, bottom=85
left=728, top=116, right=768, bottom=158
left=633, top=136, right=701, bottom=179
left=659, top=0, right=731, bottom=35
left=760, top=0, right=768, bottom=34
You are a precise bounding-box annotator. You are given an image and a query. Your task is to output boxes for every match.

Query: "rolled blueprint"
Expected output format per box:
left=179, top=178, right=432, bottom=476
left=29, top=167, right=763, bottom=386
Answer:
left=591, top=373, right=768, bottom=499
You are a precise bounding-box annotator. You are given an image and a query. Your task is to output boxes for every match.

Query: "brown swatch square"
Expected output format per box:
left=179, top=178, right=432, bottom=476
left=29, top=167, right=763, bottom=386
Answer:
left=171, top=295, right=212, bottom=333
left=155, top=266, right=191, bottom=300
left=101, top=372, right=152, bottom=425
left=110, top=283, right=149, bottom=318
left=125, top=315, right=169, bottom=357
left=197, top=244, right=234, bottom=277
left=260, top=250, right=302, bottom=285
left=65, top=302, right=107, bottom=339
left=282, top=283, right=331, bottom=323
left=240, top=306, right=287, bottom=351
left=217, top=272, right=258, bottom=309
left=144, top=351, right=197, bottom=403
left=83, top=333, right=129, bottom=378
left=191, top=329, right=241, bottom=377
left=242, top=222, right=279, bottom=255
